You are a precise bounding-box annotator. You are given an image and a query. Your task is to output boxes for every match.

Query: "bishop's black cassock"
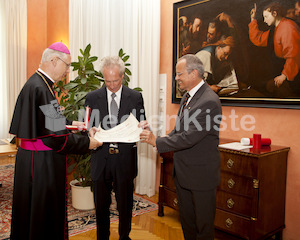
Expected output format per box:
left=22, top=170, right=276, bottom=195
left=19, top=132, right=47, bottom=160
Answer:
left=9, top=70, right=90, bottom=240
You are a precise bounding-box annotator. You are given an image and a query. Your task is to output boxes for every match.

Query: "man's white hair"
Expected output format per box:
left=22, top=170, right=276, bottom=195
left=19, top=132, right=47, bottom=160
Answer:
left=40, top=48, right=68, bottom=64
left=100, top=56, right=125, bottom=77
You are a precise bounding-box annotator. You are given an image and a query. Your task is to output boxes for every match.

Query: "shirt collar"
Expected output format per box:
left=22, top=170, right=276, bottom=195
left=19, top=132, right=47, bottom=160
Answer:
left=38, top=68, right=55, bottom=84
left=106, top=85, right=123, bottom=99
left=187, top=80, right=204, bottom=98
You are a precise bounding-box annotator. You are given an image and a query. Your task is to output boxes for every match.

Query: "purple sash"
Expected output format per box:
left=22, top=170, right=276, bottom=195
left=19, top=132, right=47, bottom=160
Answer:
left=20, top=139, right=52, bottom=151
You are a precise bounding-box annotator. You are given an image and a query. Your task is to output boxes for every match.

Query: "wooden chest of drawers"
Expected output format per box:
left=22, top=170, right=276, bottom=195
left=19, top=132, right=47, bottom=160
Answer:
left=158, top=142, right=289, bottom=240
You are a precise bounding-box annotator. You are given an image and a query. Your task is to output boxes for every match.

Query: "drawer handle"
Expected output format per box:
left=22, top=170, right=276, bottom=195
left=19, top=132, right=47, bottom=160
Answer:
left=227, top=178, right=235, bottom=189
left=173, top=198, right=178, bottom=207
left=253, top=179, right=259, bottom=189
left=227, top=159, right=234, bottom=169
left=225, top=218, right=233, bottom=228
left=227, top=198, right=235, bottom=208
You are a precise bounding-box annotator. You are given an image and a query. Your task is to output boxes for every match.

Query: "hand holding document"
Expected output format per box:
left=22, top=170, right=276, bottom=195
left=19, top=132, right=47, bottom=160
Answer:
left=66, top=106, right=91, bottom=131
left=94, top=113, right=143, bottom=143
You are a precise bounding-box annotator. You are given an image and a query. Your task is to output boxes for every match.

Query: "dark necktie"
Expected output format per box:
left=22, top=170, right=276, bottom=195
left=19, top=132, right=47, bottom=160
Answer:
left=181, top=92, right=190, bottom=115
left=110, top=92, right=118, bottom=127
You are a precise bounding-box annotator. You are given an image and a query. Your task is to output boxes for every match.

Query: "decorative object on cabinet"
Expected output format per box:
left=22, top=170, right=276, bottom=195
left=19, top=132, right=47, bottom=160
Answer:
left=158, top=140, right=289, bottom=240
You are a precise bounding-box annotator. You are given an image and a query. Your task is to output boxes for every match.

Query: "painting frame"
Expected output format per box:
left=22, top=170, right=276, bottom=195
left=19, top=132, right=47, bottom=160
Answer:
left=172, top=0, right=300, bottom=109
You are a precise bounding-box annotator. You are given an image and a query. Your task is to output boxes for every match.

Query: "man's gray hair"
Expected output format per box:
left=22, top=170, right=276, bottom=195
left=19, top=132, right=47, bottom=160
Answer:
left=178, top=54, right=204, bottom=78
left=100, top=56, right=125, bottom=77
left=41, top=48, right=68, bottom=64
left=208, top=21, right=217, bottom=29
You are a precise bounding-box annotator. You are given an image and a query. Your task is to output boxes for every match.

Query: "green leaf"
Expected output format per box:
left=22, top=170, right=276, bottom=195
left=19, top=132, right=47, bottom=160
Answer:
left=91, top=83, right=101, bottom=89
left=85, top=70, right=95, bottom=75
left=71, top=62, right=80, bottom=71
left=123, top=74, right=130, bottom=82
left=73, top=173, right=79, bottom=180
left=75, top=92, right=88, bottom=103
left=69, top=92, right=75, bottom=103
left=125, top=68, right=132, bottom=76
left=64, top=82, right=78, bottom=91
left=81, top=77, right=87, bottom=84
left=122, top=55, right=130, bottom=62
left=86, top=56, right=98, bottom=64
left=133, top=87, right=143, bottom=92
left=79, top=56, right=84, bottom=67
left=84, top=44, right=91, bottom=56
left=123, top=79, right=128, bottom=87
left=119, top=48, right=123, bottom=57
left=53, top=86, right=60, bottom=92
left=67, top=163, right=76, bottom=173
left=56, top=81, right=63, bottom=87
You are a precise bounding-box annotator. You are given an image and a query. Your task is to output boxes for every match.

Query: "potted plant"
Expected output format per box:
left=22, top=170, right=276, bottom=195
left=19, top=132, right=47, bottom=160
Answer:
left=55, top=44, right=136, bottom=209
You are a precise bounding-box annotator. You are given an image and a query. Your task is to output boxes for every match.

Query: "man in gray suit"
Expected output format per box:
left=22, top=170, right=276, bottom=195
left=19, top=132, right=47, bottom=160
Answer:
left=140, top=54, right=222, bottom=240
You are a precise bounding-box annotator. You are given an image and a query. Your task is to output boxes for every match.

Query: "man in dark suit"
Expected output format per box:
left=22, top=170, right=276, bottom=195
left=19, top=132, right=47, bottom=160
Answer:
left=140, top=54, right=222, bottom=240
left=85, top=56, right=146, bottom=240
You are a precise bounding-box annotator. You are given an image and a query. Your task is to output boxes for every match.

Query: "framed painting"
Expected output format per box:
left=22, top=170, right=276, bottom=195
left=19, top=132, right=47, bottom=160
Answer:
left=172, top=0, right=300, bottom=109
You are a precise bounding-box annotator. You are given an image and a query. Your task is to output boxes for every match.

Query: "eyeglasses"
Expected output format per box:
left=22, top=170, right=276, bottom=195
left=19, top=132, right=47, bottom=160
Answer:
left=176, top=71, right=186, bottom=76
left=57, top=57, right=71, bottom=69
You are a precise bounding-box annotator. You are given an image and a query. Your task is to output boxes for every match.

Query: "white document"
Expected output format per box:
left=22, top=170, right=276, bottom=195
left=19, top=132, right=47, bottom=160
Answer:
left=94, top=113, right=142, bottom=143
left=218, top=142, right=252, bottom=151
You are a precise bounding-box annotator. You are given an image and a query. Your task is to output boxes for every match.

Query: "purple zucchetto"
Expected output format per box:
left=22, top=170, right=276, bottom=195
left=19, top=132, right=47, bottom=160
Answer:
left=48, top=42, right=70, bottom=54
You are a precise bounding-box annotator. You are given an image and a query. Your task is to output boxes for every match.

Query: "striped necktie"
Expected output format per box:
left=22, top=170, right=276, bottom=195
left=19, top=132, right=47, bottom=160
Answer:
left=181, top=92, right=190, bottom=115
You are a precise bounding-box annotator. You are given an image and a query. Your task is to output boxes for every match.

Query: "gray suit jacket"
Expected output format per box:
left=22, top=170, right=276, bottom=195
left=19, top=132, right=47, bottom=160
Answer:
left=156, top=82, right=222, bottom=191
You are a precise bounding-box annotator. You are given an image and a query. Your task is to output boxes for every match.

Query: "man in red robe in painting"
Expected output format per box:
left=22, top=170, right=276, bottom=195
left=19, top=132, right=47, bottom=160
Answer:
left=249, top=2, right=300, bottom=97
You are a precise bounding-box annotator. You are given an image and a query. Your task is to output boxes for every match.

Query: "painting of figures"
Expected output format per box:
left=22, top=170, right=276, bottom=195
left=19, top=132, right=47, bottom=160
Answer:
left=173, top=0, right=300, bottom=108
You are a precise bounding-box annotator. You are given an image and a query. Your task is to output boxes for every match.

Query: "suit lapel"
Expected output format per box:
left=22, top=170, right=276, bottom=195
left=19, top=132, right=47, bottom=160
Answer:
left=118, top=86, right=130, bottom=121
left=179, top=82, right=208, bottom=121
left=98, top=87, right=109, bottom=122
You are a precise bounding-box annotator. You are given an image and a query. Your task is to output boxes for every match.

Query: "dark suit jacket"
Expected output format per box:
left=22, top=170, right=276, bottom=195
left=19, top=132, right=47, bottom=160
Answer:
left=156, top=82, right=222, bottom=191
left=85, top=86, right=146, bottom=181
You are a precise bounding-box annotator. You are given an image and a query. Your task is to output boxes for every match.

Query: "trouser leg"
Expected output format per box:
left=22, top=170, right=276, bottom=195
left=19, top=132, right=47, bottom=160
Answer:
left=175, top=177, right=216, bottom=240
left=114, top=178, right=134, bottom=240
left=93, top=159, right=113, bottom=240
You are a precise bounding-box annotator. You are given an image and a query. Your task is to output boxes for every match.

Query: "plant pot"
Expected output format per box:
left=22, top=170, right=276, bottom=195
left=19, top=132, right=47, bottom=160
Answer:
left=70, top=179, right=95, bottom=210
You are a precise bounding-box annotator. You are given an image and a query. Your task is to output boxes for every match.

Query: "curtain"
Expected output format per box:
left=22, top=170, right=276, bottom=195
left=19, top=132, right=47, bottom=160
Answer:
left=0, top=0, right=27, bottom=139
left=69, top=0, right=160, bottom=196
